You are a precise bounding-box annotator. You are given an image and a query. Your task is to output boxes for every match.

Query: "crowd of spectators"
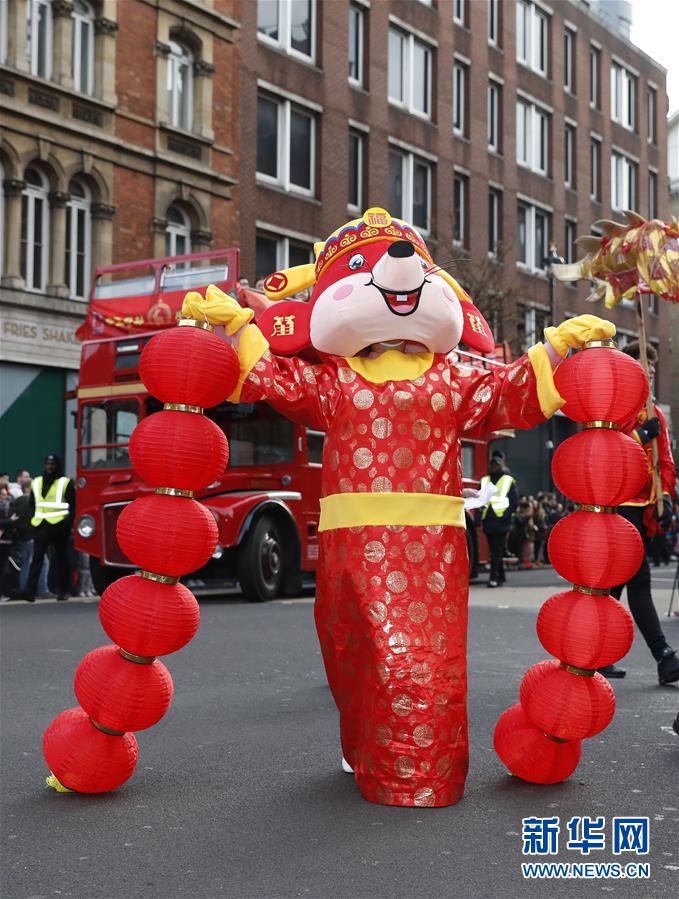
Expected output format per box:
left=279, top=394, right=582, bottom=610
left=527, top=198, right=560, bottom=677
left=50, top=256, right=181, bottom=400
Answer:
left=505, top=491, right=571, bottom=569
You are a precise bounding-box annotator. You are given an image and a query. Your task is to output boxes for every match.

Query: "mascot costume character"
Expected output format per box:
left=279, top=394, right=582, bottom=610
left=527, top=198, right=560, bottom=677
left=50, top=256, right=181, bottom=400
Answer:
left=182, top=208, right=614, bottom=808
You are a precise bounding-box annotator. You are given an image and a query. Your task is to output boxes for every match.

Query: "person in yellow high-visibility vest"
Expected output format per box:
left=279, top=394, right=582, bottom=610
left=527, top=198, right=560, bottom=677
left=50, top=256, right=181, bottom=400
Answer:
left=19, top=454, right=75, bottom=602
left=481, top=450, right=518, bottom=588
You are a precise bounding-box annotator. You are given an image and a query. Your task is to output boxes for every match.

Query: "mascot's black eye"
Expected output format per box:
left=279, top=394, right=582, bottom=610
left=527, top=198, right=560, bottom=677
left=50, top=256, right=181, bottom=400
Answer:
left=420, top=258, right=429, bottom=270
left=348, top=254, right=365, bottom=270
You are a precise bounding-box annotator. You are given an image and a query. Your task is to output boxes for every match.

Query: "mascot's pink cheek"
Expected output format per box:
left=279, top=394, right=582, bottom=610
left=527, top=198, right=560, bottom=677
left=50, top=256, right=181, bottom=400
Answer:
left=333, top=283, right=354, bottom=301
left=442, top=284, right=456, bottom=302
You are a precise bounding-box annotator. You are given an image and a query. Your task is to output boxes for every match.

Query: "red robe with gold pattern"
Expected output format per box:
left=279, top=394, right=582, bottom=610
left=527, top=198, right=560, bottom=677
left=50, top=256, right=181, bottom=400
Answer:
left=241, top=348, right=547, bottom=807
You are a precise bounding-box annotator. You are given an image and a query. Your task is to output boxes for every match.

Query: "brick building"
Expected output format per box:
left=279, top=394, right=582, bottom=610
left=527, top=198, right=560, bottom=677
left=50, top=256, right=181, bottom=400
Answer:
left=0, top=0, right=239, bottom=475
left=240, top=0, right=671, bottom=491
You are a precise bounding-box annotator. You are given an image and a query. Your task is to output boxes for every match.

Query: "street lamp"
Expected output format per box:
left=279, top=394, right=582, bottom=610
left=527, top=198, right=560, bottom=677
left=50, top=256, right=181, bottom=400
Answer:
left=544, top=241, right=564, bottom=492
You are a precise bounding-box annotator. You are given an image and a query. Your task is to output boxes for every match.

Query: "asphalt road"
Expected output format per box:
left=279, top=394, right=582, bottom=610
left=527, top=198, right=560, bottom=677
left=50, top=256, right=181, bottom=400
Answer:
left=1, top=568, right=678, bottom=899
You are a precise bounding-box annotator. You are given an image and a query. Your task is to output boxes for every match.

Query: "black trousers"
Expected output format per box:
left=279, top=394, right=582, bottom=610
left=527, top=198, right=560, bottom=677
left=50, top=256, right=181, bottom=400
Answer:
left=610, top=505, right=669, bottom=661
left=486, top=531, right=508, bottom=583
left=26, top=524, right=70, bottom=597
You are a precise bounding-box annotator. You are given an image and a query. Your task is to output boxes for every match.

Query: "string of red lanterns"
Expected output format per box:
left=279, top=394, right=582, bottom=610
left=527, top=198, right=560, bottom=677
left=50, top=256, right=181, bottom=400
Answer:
left=42, top=318, right=240, bottom=792
left=494, top=340, right=649, bottom=784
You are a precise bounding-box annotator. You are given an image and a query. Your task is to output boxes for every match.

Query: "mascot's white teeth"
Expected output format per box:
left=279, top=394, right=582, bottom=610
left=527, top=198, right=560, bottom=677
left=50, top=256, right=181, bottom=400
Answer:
left=378, top=285, right=424, bottom=316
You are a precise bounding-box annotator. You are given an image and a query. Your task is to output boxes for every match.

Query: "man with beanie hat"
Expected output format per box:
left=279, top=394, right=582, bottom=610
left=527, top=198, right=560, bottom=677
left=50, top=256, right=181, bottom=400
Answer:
left=600, top=342, right=679, bottom=685
left=18, top=454, right=75, bottom=602
left=480, top=450, right=518, bottom=588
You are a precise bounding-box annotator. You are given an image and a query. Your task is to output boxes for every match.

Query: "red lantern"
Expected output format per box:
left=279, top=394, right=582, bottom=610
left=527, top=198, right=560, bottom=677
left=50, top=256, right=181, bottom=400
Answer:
left=129, top=411, right=228, bottom=491
left=536, top=590, right=634, bottom=669
left=43, top=707, right=138, bottom=793
left=548, top=511, right=643, bottom=589
left=520, top=660, right=615, bottom=741
left=140, top=327, right=240, bottom=408
left=493, top=703, right=581, bottom=784
left=554, top=349, right=648, bottom=424
left=74, top=645, right=174, bottom=732
left=552, top=430, right=648, bottom=507
left=99, top=575, right=200, bottom=657
left=117, top=494, right=218, bottom=576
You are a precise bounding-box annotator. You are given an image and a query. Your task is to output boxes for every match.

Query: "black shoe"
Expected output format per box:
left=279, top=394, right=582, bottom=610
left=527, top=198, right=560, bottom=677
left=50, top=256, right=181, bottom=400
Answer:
left=658, top=648, right=679, bottom=685
left=56, top=595, right=69, bottom=602
left=673, top=713, right=679, bottom=736
left=14, top=590, right=36, bottom=603
left=597, top=664, right=627, bottom=679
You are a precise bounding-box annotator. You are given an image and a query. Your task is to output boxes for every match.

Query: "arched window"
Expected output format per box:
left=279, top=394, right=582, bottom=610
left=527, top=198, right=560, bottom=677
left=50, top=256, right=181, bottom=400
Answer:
left=21, top=166, right=50, bottom=292
left=72, top=0, right=95, bottom=95
left=27, top=0, right=52, bottom=79
left=66, top=178, right=92, bottom=300
left=165, top=205, right=191, bottom=258
left=167, top=40, right=193, bottom=130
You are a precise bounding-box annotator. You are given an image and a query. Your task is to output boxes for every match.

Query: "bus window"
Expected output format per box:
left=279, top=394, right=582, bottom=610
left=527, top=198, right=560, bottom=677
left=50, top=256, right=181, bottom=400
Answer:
left=210, top=403, right=294, bottom=466
left=307, top=430, right=324, bottom=464
left=461, top=443, right=475, bottom=480
left=80, top=399, right=138, bottom=469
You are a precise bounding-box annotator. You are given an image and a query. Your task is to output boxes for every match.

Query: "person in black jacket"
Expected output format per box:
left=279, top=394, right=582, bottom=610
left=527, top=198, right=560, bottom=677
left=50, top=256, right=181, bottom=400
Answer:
left=481, top=451, right=518, bottom=588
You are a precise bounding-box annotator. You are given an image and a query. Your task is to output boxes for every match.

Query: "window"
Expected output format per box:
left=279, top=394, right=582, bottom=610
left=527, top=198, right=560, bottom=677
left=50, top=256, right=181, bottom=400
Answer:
left=223, top=405, right=295, bottom=468
left=348, top=3, right=365, bottom=87
left=453, top=0, right=466, bottom=27
left=453, top=173, right=468, bottom=247
left=255, top=230, right=313, bottom=284
left=257, top=93, right=316, bottom=196
left=388, top=148, right=431, bottom=234
left=488, top=0, right=500, bottom=46
left=564, top=27, right=575, bottom=93
left=27, top=0, right=52, bottom=79
left=0, top=160, right=4, bottom=276
left=611, top=152, right=636, bottom=211
left=516, top=1, right=548, bottom=77
left=72, top=0, right=94, bottom=95
left=518, top=305, right=550, bottom=351
left=648, top=170, right=657, bottom=218
left=611, top=62, right=636, bottom=131
left=388, top=27, right=432, bottom=119
left=66, top=179, right=92, bottom=300
left=516, top=99, right=549, bottom=176
left=488, top=188, right=502, bottom=256
left=80, top=399, right=139, bottom=470
left=21, top=167, right=49, bottom=292
left=167, top=41, right=193, bottom=130
left=165, top=205, right=192, bottom=258
left=0, top=0, right=7, bottom=65
left=517, top=201, right=550, bottom=273
left=348, top=130, right=364, bottom=212
left=257, top=0, right=315, bottom=63
left=488, top=80, right=501, bottom=152
left=590, top=137, right=601, bottom=201
left=647, top=87, right=657, bottom=143
left=453, top=61, right=468, bottom=137
left=590, top=45, right=600, bottom=108
left=564, top=218, right=577, bottom=265
left=564, top=123, right=576, bottom=189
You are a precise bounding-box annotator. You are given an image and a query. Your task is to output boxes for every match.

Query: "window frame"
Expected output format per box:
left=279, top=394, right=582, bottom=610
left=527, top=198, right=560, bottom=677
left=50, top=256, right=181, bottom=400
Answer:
left=453, top=0, right=466, bottom=27
left=647, top=86, right=657, bottom=144
left=348, top=129, right=364, bottom=214
left=21, top=167, right=50, bottom=293
left=72, top=0, right=95, bottom=96
left=167, top=40, right=194, bottom=131
left=388, top=26, right=433, bottom=121
left=517, top=200, right=551, bottom=275
left=611, top=151, right=637, bottom=212
left=256, top=92, right=317, bottom=198
left=564, top=218, right=577, bottom=266
left=590, top=136, right=601, bottom=201
left=488, top=187, right=502, bottom=257
left=453, top=172, right=468, bottom=248
left=488, top=0, right=500, bottom=47
left=255, top=229, right=314, bottom=284
left=487, top=80, right=501, bottom=153
left=388, top=146, right=432, bottom=235
left=66, top=179, right=92, bottom=301
left=516, top=0, right=549, bottom=78
left=257, top=0, right=316, bottom=64
left=590, top=44, right=601, bottom=109
left=564, top=122, right=576, bottom=189
left=165, top=205, right=192, bottom=258
left=611, top=62, right=636, bottom=132
left=648, top=169, right=657, bottom=219
left=348, top=3, right=365, bottom=88
left=27, top=0, right=53, bottom=79
left=453, top=60, right=468, bottom=137
left=516, top=98, right=549, bottom=177
left=564, top=27, right=575, bottom=94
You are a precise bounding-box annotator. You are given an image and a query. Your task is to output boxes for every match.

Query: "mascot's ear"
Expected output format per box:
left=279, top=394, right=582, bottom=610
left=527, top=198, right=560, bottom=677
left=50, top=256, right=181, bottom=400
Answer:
left=256, top=299, right=312, bottom=356
left=262, top=263, right=317, bottom=301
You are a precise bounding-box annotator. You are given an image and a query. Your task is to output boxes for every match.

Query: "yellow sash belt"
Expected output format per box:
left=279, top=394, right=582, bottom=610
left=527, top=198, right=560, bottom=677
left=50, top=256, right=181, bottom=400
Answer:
left=319, top=492, right=466, bottom=532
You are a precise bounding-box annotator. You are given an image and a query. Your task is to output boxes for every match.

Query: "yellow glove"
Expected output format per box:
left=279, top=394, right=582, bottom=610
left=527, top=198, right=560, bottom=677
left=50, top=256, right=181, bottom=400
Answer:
left=181, top=284, right=254, bottom=336
left=544, top=314, right=616, bottom=358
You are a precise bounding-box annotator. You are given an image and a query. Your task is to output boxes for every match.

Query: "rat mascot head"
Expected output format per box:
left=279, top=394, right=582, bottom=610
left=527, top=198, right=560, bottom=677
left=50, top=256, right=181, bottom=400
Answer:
left=258, top=207, right=495, bottom=357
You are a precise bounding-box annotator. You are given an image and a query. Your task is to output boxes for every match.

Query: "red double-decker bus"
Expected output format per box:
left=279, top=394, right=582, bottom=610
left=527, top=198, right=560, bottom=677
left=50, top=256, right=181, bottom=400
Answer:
left=74, top=249, right=510, bottom=600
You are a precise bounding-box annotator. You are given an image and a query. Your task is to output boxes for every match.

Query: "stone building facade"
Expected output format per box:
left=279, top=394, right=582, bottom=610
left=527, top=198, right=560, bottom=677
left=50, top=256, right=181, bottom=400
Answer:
left=0, top=0, right=239, bottom=475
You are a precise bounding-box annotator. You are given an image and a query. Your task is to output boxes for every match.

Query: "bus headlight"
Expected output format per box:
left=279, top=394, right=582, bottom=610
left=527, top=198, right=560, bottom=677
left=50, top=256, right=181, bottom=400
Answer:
left=77, top=514, right=96, bottom=538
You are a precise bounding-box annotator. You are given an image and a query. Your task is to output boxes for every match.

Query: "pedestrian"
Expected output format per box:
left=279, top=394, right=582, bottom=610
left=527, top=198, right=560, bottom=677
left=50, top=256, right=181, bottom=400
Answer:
left=599, top=342, right=679, bottom=685
left=481, top=450, right=518, bottom=588
left=8, top=469, right=31, bottom=500
left=17, top=454, right=75, bottom=603
left=12, top=480, right=49, bottom=595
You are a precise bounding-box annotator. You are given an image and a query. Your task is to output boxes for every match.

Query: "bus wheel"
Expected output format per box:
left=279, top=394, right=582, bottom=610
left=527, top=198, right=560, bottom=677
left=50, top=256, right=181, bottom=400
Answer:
left=238, top=515, right=284, bottom=602
left=89, top=556, right=125, bottom=596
